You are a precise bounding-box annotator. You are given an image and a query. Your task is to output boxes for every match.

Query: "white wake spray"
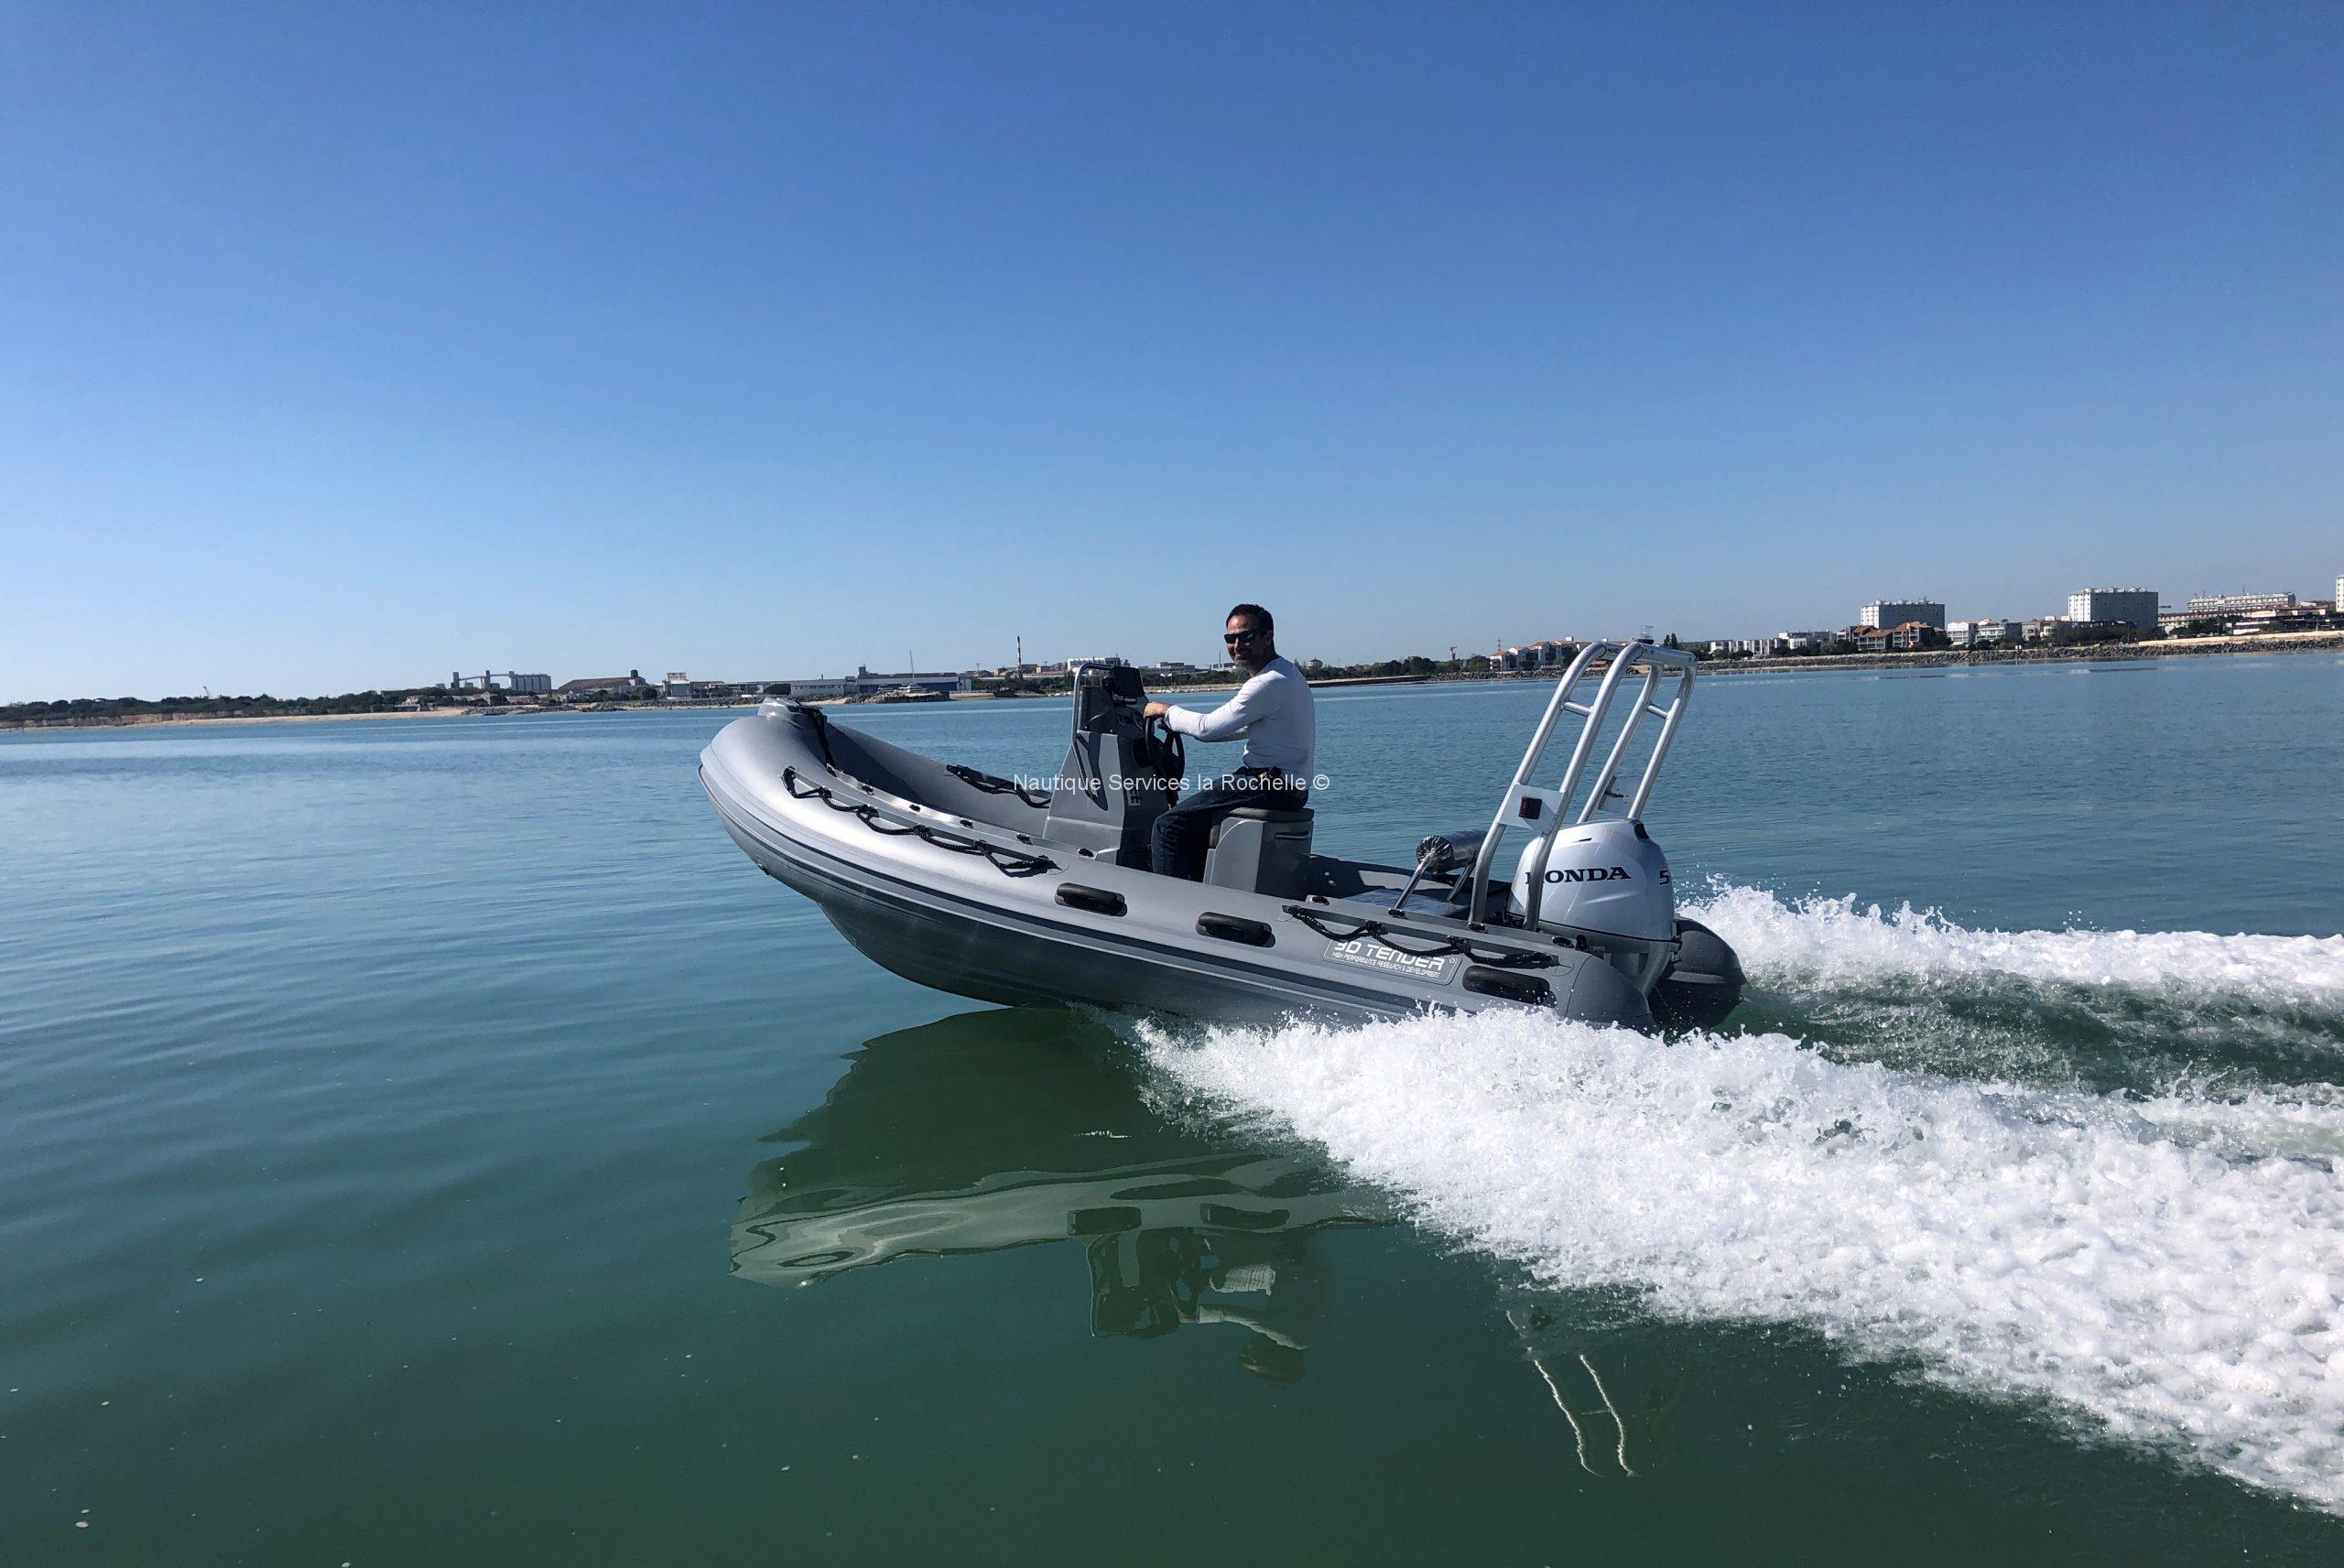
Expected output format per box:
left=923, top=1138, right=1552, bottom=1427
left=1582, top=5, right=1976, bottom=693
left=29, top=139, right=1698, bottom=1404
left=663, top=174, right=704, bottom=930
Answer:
left=1145, top=1008, right=2344, bottom=1510
left=1683, top=883, right=2344, bottom=1013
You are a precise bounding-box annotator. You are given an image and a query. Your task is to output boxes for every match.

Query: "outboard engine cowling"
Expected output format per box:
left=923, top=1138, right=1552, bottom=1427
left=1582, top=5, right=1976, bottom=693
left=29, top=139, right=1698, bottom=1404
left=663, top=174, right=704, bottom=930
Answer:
left=1510, top=817, right=1675, bottom=943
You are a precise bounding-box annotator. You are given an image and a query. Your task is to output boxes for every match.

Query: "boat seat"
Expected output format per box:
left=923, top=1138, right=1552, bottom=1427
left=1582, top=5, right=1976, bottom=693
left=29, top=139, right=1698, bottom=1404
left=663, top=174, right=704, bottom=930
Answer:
left=1204, top=807, right=1316, bottom=899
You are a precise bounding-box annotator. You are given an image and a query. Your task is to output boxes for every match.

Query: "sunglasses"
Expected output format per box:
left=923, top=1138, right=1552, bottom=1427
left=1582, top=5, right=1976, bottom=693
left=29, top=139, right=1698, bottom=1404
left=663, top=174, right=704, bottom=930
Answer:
left=1223, top=628, right=1264, bottom=644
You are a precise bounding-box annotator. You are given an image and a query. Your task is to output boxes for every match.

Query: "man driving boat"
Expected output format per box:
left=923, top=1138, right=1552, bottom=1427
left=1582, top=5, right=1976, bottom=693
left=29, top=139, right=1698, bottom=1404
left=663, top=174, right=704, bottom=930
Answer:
left=1144, top=603, right=1316, bottom=881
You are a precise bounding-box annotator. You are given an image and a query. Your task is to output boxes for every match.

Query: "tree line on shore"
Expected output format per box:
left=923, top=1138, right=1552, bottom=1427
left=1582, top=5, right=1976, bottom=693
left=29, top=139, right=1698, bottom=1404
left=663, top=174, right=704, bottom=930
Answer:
left=2, top=687, right=451, bottom=726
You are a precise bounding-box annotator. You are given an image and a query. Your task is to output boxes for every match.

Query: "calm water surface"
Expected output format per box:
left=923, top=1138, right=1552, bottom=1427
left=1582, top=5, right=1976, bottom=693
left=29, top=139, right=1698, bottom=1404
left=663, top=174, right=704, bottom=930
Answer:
left=5, top=655, right=2342, bottom=1564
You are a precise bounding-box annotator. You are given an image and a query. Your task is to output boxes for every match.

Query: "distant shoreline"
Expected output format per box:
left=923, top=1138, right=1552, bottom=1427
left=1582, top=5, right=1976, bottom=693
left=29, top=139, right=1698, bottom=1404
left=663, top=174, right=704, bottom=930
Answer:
left=1690, top=627, right=2344, bottom=677
left=1170, top=630, right=2344, bottom=693
left=7, top=632, right=2339, bottom=733
left=1274, top=629, right=2344, bottom=688
left=0, top=706, right=476, bottom=734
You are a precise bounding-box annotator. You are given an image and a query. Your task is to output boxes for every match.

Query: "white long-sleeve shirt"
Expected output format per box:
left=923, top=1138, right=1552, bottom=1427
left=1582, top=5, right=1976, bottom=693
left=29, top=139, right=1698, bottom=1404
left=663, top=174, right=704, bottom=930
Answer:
left=1163, top=656, right=1316, bottom=782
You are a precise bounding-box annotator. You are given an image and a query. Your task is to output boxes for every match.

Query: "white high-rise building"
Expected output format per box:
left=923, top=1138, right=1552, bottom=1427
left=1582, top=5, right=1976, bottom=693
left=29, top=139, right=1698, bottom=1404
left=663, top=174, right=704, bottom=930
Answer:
left=2066, top=589, right=2159, bottom=628
left=1860, top=599, right=1945, bottom=630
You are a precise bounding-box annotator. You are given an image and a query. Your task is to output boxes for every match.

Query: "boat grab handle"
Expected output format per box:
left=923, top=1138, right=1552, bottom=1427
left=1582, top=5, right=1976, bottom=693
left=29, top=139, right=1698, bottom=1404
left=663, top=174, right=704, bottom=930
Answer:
left=1197, top=912, right=1275, bottom=946
left=781, top=767, right=1058, bottom=877
left=1055, top=883, right=1128, bottom=916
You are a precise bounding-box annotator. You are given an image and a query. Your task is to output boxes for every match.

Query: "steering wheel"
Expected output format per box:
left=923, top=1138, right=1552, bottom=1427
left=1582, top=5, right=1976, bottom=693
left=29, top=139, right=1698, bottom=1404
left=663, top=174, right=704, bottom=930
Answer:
left=1145, top=712, right=1186, bottom=788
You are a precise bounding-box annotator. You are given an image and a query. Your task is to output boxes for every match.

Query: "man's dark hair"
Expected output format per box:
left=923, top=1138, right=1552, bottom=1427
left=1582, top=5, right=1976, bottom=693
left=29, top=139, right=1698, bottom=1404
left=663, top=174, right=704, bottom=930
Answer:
left=1226, top=603, right=1273, bottom=634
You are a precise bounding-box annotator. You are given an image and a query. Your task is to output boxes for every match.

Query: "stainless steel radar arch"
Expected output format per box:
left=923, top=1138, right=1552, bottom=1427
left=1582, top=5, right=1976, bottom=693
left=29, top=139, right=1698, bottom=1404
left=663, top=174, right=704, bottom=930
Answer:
left=1464, top=641, right=1698, bottom=928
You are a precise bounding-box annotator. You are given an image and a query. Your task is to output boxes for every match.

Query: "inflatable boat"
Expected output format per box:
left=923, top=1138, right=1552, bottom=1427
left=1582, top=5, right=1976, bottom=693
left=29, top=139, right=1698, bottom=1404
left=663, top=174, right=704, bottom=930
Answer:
left=699, top=640, right=1742, bottom=1031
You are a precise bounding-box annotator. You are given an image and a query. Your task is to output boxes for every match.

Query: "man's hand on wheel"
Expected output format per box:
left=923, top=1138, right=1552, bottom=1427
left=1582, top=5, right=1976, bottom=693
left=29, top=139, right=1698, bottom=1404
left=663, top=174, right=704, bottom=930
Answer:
left=1143, top=701, right=1170, bottom=719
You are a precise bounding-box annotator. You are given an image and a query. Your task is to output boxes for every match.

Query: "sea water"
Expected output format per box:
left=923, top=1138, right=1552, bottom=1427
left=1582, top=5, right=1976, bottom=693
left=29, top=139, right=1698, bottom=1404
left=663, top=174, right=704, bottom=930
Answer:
left=4, top=654, right=2341, bottom=1564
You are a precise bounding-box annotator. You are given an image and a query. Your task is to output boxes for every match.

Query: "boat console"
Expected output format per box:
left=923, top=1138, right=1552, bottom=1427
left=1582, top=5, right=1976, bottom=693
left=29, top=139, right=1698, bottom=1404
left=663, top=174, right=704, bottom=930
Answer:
left=1040, top=660, right=1318, bottom=894
left=1038, top=661, right=1186, bottom=866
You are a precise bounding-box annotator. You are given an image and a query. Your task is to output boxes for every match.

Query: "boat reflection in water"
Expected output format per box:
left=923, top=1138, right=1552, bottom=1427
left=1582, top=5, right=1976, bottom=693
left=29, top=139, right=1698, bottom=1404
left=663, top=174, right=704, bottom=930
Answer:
left=732, top=1007, right=1373, bottom=1382
left=733, top=1007, right=1683, bottom=1467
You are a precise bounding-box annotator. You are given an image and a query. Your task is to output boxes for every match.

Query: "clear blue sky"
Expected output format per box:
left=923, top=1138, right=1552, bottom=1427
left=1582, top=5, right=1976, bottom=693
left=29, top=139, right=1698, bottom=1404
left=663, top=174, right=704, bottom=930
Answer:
left=5, top=2, right=2339, bottom=699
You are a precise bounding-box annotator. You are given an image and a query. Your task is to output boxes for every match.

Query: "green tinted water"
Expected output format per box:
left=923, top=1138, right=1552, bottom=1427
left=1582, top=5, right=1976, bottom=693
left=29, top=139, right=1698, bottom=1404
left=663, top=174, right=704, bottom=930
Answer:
left=5, top=656, right=2341, bottom=1563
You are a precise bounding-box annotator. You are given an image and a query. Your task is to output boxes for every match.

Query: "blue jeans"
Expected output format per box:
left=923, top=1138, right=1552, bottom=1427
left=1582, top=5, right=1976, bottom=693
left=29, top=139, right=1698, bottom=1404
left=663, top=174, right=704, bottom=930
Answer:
left=1149, top=771, right=1309, bottom=881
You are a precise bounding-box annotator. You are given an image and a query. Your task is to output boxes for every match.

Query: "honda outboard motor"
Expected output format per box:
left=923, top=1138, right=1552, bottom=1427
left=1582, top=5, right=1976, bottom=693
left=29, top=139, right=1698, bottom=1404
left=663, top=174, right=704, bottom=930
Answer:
left=1510, top=818, right=1675, bottom=946
left=1510, top=818, right=1677, bottom=986
left=1508, top=820, right=1743, bottom=1021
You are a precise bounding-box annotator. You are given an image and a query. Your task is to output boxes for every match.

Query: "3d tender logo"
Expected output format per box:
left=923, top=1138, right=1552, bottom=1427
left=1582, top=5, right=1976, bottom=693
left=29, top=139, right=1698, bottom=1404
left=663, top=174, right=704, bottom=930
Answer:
left=1322, top=937, right=1460, bottom=984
